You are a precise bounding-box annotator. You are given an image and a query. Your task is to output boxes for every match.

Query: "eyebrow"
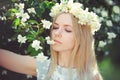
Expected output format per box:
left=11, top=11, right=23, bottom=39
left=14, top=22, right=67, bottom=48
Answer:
left=53, top=22, right=72, bottom=27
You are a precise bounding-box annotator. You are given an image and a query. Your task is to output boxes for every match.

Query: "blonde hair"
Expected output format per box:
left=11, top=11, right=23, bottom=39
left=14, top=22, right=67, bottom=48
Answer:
left=45, top=13, right=103, bottom=80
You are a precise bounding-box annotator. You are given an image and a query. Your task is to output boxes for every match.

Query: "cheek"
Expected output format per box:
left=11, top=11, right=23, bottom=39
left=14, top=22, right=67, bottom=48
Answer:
left=51, top=31, right=54, bottom=39
left=64, top=35, right=75, bottom=48
left=70, top=38, right=75, bottom=48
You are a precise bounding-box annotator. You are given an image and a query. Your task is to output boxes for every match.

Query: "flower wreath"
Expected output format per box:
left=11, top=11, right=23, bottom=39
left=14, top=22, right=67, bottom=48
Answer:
left=49, top=0, right=101, bottom=34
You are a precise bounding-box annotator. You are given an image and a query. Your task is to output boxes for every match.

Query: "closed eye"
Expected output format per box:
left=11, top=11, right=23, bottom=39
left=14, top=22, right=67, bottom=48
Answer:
left=52, top=26, right=59, bottom=30
left=65, top=29, right=72, bottom=32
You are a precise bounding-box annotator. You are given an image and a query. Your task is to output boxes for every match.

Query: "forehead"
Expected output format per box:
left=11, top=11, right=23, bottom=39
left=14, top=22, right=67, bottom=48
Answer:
left=54, top=13, right=73, bottom=26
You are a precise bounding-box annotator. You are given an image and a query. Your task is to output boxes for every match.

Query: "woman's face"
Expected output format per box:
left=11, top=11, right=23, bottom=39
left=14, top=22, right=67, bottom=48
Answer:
left=51, top=13, right=75, bottom=53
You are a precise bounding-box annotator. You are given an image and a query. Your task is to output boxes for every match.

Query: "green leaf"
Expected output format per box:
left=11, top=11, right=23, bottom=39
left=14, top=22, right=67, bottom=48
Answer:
left=5, top=8, right=18, bottom=20
left=35, top=7, right=42, bottom=18
left=9, top=8, right=18, bottom=13
left=39, top=36, right=45, bottom=44
left=11, top=0, right=17, bottom=3
left=30, top=30, right=37, bottom=35
left=38, top=28, right=44, bottom=34
left=35, top=2, right=46, bottom=18
left=27, top=20, right=39, bottom=25
left=26, top=34, right=35, bottom=42
left=45, top=1, right=55, bottom=9
left=39, top=3, right=45, bottom=13
left=12, top=18, right=20, bottom=27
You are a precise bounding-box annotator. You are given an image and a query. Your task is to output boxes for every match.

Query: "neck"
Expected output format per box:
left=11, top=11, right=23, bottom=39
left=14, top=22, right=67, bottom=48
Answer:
left=58, top=51, right=72, bottom=68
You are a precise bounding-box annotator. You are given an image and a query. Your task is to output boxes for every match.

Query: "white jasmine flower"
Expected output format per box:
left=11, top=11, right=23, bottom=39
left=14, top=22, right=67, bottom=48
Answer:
left=15, top=3, right=24, bottom=10
left=41, top=19, right=52, bottom=29
left=105, top=51, right=109, bottom=56
left=15, top=12, right=30, bottom=22
left=21, top=12, right=30, bottom=22
left=98, top=41, right=107, bottom=47
left=14, top=3, right=18, bottom=7
left=46, top=40, right=55, bottom=45
left=19, top=10, right=24, bottom=14
left=45, top=36, right=50, bottom=40
left=107, top=0, right=114, bottom=5
left=0, top=16, right=6, bottom=20
left=15, top=13, right=21, bottom=18
left=106, top=20, right=113, bottom=27
left=101, top=10, right=108, bottom=17
left=26, top=75, right=33, bottom=79
left=17, top=34, right=27, bottom=43
left=88, top=12, right=101, bottom=34
left=70, top=7, right=82, bottom=18
left=61, top=6, right=68, bottom=13
left=113, top=6, right=120, bottom=14
left=15, top=3, right=24, bottom=13
left=8, top=39, right=12, bottom=42
left=15, top=9, right=23, bottom=17
left=27, top=7, right=36, bottom=14
left=99, top=17, right=104, bottom=22
left=31, top=40, right=42, bottom=51
left=49, top=3, right=61, bottom=17
left=2, top=70, right=7, bottom=75
left=36, top=52, right=48, bottom=62
left=78, top=10, right=88, bottom=25
left=93, top=8, right=101, bottom=14
left=45, top=36, right=54, bottom=44
left=107, top=32, right=117, bottom=39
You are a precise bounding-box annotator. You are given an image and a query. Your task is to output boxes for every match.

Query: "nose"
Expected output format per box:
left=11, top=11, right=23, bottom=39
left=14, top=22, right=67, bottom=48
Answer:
left=54, top=28, right=62, bottom=38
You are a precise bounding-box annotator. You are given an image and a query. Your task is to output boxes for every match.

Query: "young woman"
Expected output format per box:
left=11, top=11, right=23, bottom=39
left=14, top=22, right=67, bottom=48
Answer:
left=0, top=0, right=103, bottom=80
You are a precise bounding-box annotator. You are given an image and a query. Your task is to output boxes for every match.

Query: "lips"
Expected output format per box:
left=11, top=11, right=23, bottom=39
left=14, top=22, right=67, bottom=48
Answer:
left=54, top=40, right=62, bottom=44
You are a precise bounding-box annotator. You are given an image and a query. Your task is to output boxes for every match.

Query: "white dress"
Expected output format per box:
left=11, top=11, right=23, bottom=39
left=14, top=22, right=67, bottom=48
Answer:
left=36, top=57, right=79, bottom=80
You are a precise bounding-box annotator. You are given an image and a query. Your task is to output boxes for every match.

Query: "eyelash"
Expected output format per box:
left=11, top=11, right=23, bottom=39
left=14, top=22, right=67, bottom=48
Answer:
left=52, top=26, right=58, bottom=29
left=52, top=26, right=72, bottom=33
left=65, top=29, right=72, bottom=32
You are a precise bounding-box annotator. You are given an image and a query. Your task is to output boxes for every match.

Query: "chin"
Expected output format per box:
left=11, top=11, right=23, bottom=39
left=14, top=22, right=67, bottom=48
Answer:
left=52, top=48, right=61, bottom=52
left=51, top=46, right=62, bottom=52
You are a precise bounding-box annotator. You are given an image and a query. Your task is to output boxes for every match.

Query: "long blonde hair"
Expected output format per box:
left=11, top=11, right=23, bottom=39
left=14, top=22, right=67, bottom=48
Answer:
left=45, top=13, right=103, bottom=80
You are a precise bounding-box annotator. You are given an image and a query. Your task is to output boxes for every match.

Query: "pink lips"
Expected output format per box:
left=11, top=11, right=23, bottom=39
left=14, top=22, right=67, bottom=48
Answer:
left=54, top=40, right=62, bottom=44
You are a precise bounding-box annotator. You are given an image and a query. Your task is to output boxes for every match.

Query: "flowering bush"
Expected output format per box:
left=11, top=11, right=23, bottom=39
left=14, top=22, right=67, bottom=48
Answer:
left=0, top=0, right=54, bottom=56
